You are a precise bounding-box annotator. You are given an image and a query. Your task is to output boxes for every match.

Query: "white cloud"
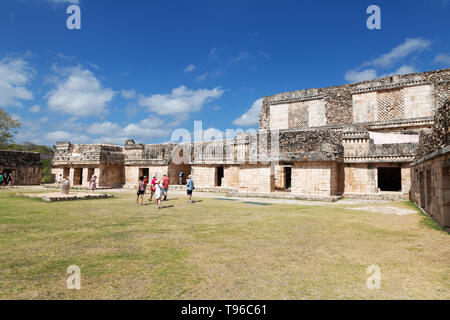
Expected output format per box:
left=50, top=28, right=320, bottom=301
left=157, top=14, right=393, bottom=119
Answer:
left=229, top=52, right=250, bottom=64
left=345, top=69, right=378, bottom=83
left=363, top=38, right=431, bottom=68
left=233, top=98, right=263, bottom=127
left=138, top=85, right=224, bottom=116
left=435, top=53, right=450, bottom=66
left=46, top=0, right=80, bottom=4
left=121, top=89, right=137, bottom=99
left=195, top=72, right=209, bottom=82
left=29, top=105, right=41, bottom=113
left=47, top=66, right=115, bottom=117
left=392, top=65, right=417, bottom=75
left=87, top=117, right=170, bottom=140
left=209, top=47, right=218, bottom=60
left=46, top=130, right=91, bottom=144
left=184, top=64, right=196, bottom=72
left=86, top=121, right=121, bottom=136
left=0, top=57, right=34, bottom=107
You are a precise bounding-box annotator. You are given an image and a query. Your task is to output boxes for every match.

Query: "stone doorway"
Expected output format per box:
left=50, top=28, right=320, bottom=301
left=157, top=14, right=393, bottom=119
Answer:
left=378, top=167, right=401, bottom=192
left=63, top=168, right=70, bottom=180
left=139, top=168, right=149, bottom=179
left=73, top=168, right=83, bottom=186
left=217, top=166, right=224, bottom=187
left=284, top=166, right=292, bottom=190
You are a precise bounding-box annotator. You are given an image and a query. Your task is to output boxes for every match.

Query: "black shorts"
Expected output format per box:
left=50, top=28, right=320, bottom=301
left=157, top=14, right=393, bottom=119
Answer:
left=137, top=190, right=145, bottom=196
left=187, top=189, right=193, bottom=195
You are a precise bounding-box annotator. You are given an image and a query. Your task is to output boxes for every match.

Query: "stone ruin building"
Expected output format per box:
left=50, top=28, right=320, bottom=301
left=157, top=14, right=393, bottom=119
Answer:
left=0, top=150, right=42, bottom=185
left=51, top=68, right=449, bottom=222
left=410, top=96, right=449, bottom=231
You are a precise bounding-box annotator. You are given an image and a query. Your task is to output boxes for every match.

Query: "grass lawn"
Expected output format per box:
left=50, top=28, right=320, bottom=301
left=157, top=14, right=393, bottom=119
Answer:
left=0, top=188, right=449, bottom=300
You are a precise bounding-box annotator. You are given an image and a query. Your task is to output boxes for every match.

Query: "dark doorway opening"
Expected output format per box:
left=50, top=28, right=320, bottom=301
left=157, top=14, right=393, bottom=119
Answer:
left=217, top=166, right=224, bottom=187
left=63, top=168, right=70, bottom=179
left=74, top=168, right=83, bottom=186
left=378, top=167, right=401, bottom=192
left=284, top=167, right=292, bottom=190
left=139, top=168, right=149, bottom=179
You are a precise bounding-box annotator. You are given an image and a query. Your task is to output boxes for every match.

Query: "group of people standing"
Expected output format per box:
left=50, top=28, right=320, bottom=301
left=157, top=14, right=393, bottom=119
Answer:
left=0, top=172, right=13, bottom=188
left=136, top=173, right=195, bottom=209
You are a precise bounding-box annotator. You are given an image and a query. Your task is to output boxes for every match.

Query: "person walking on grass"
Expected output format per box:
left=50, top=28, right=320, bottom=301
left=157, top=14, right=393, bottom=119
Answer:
left=154, top=179, right=163, bottom=209
left=149, top=176, right=157, bottom=202
left=136, top=176, right=146, bottom=206
left=56, top=174, right=62, bottom=189
left=186, top=175, right=194, bottom=203
left=162, top=174, right=170, bottom=201
left=7, top=173, right=13, bottom=188
left=89, top=175, right=97, bottom=192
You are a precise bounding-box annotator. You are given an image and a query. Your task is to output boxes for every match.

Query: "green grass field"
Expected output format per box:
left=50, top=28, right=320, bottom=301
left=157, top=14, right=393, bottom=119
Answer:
left=0, top=188, right=448, bottom=300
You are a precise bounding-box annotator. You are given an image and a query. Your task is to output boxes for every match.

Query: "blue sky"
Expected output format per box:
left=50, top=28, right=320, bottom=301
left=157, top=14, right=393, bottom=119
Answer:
left=1, top=0, right=449, bottom=146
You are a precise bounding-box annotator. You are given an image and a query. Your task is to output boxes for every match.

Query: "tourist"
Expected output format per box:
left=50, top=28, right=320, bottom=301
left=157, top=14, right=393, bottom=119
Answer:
left=149, top=176, right=157, bottom=202
left=178, top=170, right=184, bottom=185
left=136, top=176, right=146, bottom=206
left=1, top=173, right=6, bottom=187
left=89, top=175, right=97, bottom=192
left=0, top=173, right=3, bottom=189
left=143, top=176, right=148, bottom=192
left=56, top=174, right=62, bottom=188
left=186, top=175, right=194, bottom=203
left=154, top=179, right=162, bottom=209
left=5, top=173, right=10, bottom=188
left=162, top=174, right=170, bottom=200
left=7, top=173, right=13, bottom=188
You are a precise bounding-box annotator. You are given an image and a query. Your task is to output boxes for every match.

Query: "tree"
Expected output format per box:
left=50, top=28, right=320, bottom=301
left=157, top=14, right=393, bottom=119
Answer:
left=0, top=108, right=21, bottom=149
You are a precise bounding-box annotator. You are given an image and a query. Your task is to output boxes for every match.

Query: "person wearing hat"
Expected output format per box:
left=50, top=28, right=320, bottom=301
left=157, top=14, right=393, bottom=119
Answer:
left=89, top=175, right=97, bottom=192
left=186, top=175, right=195, bottom=203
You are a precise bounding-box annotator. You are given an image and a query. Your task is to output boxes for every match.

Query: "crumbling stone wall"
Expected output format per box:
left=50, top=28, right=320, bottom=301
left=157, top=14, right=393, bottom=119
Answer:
left=278, top=130, right=343, bottom=161
left=416, top=98, right=450, bottom=159
left=0, top=151, right=42, bottom=185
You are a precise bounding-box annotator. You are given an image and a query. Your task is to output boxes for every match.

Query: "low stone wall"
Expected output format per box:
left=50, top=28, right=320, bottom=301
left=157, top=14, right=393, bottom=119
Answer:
left=0, top=150, right=42, bottom=185
left=410, top=146, right=450, bottom=230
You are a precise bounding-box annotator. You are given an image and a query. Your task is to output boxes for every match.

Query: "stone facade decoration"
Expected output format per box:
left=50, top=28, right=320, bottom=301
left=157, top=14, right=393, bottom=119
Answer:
left=51, top=68, right=449, bottom=201
left=410, top=97, right=450, bottom=231
left=260, top=69, right=450, bottom=130
left=0, top=150, right=42, bottom=185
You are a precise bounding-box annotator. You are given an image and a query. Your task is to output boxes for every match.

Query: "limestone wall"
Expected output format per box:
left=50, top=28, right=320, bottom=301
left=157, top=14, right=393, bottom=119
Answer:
left=291, top=161, right=337, bottom=196
left=344, top=164, right=377, bottom=194
left=344, top=163, right=411, bottom=197
left=238, top=165, right=273, bottom=193
left=261, top=69, right=450, bottom=131
left=221, top=166, right=240, bottom=188
left=191, top=166, right=216, bottom=188
left=410, top=147, right=450, bottom=230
